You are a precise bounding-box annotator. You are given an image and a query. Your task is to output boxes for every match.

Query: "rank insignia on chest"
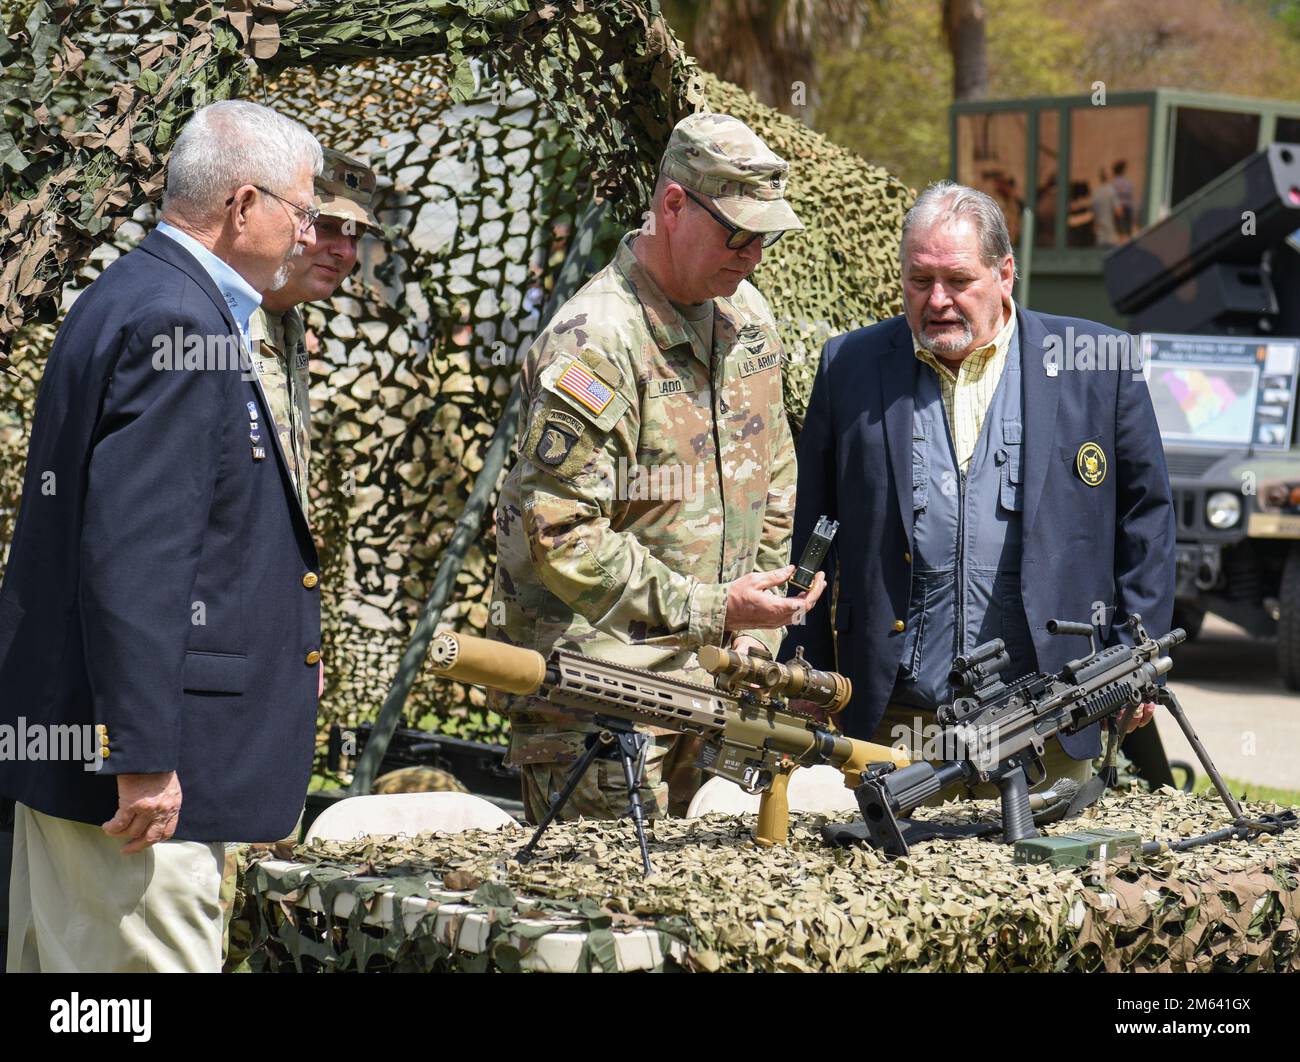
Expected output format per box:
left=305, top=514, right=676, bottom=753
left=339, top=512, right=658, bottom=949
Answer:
left=737, top=324, right=767, bottom=357
left=555, top=361, right=615, bottom=416
left=1076, top=441, right=1107, bottom=486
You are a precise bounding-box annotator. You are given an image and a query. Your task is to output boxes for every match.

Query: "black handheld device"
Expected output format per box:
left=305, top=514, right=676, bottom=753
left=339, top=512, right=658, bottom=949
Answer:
left=788, top=516, right=838, bottom=595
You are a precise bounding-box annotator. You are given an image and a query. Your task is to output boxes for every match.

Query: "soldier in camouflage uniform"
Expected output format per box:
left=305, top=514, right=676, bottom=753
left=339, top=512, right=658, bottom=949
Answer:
left=489, top=114, right=826, bottom=824
left=222, top=147, right=383, bottom=970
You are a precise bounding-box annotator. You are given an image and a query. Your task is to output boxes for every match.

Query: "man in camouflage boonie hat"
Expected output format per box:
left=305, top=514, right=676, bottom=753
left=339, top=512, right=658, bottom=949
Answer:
left=488, top=112, right=823, bottom=825
left=314, top=146, right=382, bottom=233
left=246, top=146, right=382, bottom=515
left=223, top=146, right=383, bottom=969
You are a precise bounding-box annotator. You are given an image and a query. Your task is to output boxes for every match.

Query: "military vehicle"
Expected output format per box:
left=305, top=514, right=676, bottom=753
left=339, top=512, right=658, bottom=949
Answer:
left=952, top=90, right=1300, bottom=688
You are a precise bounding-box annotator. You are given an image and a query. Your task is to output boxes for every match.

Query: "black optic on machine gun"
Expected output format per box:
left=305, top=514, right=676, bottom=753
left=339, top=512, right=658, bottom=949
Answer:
left=854, top=614, right=1250, bottom=857
left=427, top=631, right=908, bottom=874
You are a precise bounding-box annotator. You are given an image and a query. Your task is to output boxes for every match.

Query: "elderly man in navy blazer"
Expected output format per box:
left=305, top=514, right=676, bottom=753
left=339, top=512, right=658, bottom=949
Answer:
left=0, top=101, right=324, bottom=972
left=783, top=181, right=1175, bottom=793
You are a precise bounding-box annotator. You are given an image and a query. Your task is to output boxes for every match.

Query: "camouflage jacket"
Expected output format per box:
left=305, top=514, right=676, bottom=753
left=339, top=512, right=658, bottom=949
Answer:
left=247, top=305, right=311, bottom=515
left=489, top=232, right=797, bottom=711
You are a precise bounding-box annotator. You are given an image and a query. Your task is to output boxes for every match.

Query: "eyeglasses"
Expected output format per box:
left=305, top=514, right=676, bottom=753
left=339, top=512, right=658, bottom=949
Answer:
left=226, top=185, right=320, bottom=233
left=681, top=187, right=785, bottom=250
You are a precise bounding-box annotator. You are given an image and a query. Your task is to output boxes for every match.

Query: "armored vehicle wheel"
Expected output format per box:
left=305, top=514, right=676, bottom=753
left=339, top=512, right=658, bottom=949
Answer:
left=1277, top=543, right=1300, bottom=690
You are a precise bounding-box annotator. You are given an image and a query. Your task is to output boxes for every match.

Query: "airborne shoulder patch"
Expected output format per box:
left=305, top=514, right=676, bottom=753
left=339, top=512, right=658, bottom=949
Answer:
left=535, top=409, right=584, bottom=466
left=524, top=401, right=597, bottom=482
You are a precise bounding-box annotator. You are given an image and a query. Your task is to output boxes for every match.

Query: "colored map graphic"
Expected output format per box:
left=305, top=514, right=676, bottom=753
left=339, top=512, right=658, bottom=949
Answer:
left=1150, top=364, right=1258, bottom=443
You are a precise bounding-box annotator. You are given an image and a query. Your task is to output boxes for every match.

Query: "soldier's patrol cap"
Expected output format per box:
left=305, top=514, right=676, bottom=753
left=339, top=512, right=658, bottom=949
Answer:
left=315, top=147, right=381, bottom=233
left=659, top=113, right=804, bottom=234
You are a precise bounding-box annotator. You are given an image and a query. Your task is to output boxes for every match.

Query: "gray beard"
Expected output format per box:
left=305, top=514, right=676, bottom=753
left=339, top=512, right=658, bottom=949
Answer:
left=269, top=243, right=305, bottom=292
left=916, top=317, right=974, bottom=356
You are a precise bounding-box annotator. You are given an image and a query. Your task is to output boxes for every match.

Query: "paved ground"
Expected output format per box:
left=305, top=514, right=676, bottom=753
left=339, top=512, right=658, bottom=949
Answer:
left=1158, top=615, right=1300, bottom=791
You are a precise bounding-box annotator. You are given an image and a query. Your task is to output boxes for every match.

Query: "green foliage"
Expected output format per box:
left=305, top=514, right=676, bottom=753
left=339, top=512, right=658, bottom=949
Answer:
left=1194, top=774, right=1300, bottom=808
left=815, top=0, right=1083, bottom=189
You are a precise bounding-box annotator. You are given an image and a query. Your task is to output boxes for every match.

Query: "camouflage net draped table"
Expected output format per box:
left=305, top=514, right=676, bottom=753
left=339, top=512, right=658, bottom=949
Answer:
left=242, top=789, right=1300, bottom=972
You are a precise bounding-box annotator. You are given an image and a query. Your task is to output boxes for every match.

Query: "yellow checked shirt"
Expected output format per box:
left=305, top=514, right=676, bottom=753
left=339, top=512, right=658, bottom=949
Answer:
left=913, top=302, right=1017, bottom=472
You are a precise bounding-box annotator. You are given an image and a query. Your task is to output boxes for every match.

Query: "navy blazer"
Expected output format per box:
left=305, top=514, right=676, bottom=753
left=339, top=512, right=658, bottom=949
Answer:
left=782, top=307, right=1176, bottom=760
left=0, top=230, right=321, bottom=841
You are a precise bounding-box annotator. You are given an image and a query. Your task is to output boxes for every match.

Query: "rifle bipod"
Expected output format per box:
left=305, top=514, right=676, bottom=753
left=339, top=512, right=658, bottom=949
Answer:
left=516, top=715, right=655, bottom=877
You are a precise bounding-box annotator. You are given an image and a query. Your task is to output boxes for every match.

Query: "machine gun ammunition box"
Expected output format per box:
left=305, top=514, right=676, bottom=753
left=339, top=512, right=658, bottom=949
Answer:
left=1014, top=828, right=1143, bottom=867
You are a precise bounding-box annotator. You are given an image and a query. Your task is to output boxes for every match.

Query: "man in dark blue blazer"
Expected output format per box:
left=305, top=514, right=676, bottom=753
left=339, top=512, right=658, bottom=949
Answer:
left=0, top=100, right=324, bottom=971
left=783, top=182, right=1175, bottom=790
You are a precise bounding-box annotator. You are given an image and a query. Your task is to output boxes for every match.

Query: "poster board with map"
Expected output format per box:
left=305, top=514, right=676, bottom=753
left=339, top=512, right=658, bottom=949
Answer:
left=1141, top=333, right=1300, bottom=449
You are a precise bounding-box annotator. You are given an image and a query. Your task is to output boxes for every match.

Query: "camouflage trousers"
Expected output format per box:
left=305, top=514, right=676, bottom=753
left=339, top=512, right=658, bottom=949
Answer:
left=874, top=703, right=1093, bottom=808
left=509, top=716, right=704, bottom=825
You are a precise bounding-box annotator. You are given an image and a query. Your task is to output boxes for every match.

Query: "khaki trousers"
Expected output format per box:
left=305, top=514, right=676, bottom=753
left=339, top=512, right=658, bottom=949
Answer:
left=7, top=802, right=224, bottom=973
left=873, top=704, right=1093, bottom=808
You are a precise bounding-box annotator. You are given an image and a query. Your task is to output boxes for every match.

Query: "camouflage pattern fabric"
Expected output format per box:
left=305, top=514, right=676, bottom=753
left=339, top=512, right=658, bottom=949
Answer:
left=221, top=812, right=303, bottom=972
left=243, top=789, right=1300, bottom=973
left=246, top=306, right=311, bottom=513
left=659, top=112, right=804, bottom=234
left=490, top=231, right=796, bottom=820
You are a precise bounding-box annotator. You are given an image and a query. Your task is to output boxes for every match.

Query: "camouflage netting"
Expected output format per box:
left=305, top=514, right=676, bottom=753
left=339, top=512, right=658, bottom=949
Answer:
left=0, top=0, right=909, bottom=755
left=238, top=790, right=1300, bottom=972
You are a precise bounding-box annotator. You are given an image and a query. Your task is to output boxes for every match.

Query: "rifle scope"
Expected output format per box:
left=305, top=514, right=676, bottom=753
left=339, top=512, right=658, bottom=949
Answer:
left=697, top=645, right=852, bottom=713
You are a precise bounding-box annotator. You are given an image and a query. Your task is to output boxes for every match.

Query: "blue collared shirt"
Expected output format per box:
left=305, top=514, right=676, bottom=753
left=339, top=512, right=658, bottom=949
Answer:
left=155, top=220, right=262, bottom=339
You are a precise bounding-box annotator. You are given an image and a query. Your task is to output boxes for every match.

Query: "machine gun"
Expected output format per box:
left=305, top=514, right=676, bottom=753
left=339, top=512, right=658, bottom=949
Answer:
left=852, top=614, right=1253, bottom=856
left=427, top=631, right=908, bottom=873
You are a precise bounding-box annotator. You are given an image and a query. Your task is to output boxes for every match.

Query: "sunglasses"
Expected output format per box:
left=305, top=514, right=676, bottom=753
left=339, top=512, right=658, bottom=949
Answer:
left=682, top=187, right=785, bottom=250
left=226, top=185, right=321, bottom=233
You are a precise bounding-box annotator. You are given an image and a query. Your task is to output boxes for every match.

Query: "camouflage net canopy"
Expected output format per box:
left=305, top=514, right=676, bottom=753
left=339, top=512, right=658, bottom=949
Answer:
left=239, top=790, right=1300, bottom=972
left=0, top=1, right=909, bottom=752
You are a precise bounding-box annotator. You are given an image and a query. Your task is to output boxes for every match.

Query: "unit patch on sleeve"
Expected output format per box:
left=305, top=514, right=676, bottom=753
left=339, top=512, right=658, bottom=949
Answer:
left=535, top=409, right=586, bottom=466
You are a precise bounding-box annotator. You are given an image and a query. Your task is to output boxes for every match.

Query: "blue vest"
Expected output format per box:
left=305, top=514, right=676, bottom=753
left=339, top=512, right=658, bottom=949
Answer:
left=892, top=327, right=1036, bottom=710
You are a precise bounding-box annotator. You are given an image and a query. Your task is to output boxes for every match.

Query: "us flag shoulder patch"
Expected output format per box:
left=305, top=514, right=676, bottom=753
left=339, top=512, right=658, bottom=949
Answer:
left=555, top=361, right=615, bottom=416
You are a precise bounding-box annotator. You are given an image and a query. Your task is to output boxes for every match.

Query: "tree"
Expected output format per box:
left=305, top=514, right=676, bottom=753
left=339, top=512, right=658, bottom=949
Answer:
left=942, top=0, right=988, bottom=101
left=661, top=0, right=877, bottom=121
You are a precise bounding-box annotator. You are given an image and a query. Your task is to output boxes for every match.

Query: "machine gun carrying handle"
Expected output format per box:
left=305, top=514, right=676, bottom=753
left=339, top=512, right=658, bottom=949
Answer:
left=1046, top=618, right=1098, bottom=654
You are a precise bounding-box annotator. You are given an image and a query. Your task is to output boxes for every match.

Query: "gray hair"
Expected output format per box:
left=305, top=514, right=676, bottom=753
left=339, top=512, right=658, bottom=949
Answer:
left=900, top=180, right=1016, bottom=271
left=162, top=100, right=322, bottom=218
